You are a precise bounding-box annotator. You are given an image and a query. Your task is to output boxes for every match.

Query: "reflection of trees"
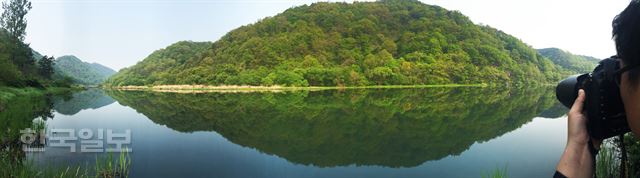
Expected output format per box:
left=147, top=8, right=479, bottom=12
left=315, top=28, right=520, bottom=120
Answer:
left=0, top=95, right=54, bottom=165
left=107, top=87, right=558, bottom=168
left=0, top=89, right=116, bottom=171
left=1, top=96, right=54, bottom=140
left=52, top=89, right=116, bottom=115
left=538, top=102, right=568, bottom=119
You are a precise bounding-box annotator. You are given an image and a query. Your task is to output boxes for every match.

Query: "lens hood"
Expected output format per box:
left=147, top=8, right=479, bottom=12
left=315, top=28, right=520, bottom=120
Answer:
left=556, top=75, right=581, bottom=108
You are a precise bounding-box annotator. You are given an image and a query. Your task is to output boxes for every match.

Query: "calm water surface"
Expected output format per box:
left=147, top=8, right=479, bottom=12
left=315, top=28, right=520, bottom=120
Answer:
left=17, top=87, right=568, bottom=177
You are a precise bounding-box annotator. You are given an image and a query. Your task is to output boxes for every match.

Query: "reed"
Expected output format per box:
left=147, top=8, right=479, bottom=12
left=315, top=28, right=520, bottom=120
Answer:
left=596, top=141, right=620, bottom=178
left=482, top=165, right=508, bottom=178
left=0, top=149, right=131, bottom=178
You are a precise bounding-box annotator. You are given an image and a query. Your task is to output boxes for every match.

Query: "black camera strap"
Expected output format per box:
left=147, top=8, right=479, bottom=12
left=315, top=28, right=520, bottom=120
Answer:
left=618, top=134, right=629, bottom=178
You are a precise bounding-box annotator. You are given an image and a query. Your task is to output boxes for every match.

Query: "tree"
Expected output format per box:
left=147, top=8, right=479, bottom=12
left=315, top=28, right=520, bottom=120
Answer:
left=38, top=55, right=54, bottom=79
left=366, top=67, right=394, bottom=85
left=1, top=0, right=32, bottom=41
left=0, top=56, right=21, bottom=85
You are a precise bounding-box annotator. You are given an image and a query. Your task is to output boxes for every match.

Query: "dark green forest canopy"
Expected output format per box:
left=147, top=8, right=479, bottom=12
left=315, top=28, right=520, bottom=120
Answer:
left=107, top=0, right=578, bottom=87
left=0, top=28, right=37, bottom=86
left=108, top=41, right=212, bottom=86
left=537, top=48, right=600, bottom=74
left=106, top=87, right=559, bottom=167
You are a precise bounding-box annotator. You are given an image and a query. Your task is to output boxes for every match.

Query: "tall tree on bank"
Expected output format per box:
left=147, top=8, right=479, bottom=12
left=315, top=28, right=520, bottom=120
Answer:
left=0, top=0, right=33, bottom=74
left=38, top=55, right=54, bottom=79
left=1, top=0, right=31, bottom=41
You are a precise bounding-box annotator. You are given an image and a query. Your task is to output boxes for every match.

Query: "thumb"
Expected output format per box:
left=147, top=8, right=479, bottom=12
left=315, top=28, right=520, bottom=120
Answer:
left=570, top=89, right=586, bottom=114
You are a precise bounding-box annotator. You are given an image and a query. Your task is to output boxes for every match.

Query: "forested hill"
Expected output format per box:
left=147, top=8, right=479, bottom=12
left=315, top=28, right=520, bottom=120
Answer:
left=537, top=48, right=600, bottom=73
left=107, top=41, right=212, bottom=86
left=55, top=55, right=116, bottom=85
left=107, top=0, right=572, bottom=87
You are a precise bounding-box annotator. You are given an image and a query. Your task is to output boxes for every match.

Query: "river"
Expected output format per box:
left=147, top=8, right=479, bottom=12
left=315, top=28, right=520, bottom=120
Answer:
left=2, top=87, right=568, bottom=177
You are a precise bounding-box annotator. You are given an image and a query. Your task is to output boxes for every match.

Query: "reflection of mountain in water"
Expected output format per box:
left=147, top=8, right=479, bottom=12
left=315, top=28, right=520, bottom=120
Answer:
left=2, top=89, right=116, bottom=149
left=107, top=87, right=558, bottom=168
left=538, top=102, right=568, bottom=119
left=53, top=89, right=116, bottom=115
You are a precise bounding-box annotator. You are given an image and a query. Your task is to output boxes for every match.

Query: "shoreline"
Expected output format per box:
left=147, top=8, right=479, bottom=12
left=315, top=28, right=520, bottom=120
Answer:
left=106, top=84, right=489, bottom=93
left=0, top=87, right=79, bottom=106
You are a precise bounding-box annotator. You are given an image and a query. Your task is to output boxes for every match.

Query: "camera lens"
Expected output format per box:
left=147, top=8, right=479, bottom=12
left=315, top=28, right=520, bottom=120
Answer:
left=556, top=75, right=580, bottom=108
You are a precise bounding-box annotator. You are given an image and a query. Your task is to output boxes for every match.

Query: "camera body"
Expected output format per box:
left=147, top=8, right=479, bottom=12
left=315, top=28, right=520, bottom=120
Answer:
left=556, top=57, right=630, bottom=139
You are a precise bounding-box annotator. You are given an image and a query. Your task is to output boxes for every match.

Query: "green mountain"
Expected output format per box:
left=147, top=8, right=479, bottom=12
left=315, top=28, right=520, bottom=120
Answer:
left=107, top=41, right=212, bottom=86
left=54, top=55, right=116, bottom=85
left=90, top=63, right=117, bottom=79
left=537, top=48, right=600, bottom=74
left=2, top=29, right=114, bottom=87
left=108, top=0, right=569, bottom=87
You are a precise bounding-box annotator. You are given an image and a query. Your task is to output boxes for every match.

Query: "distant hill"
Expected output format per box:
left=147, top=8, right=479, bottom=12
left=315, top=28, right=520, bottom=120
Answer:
left=55, top=55, right=116, bottom=85
left=537, top=48, right=600, bottom=74
left=108, top=0, right=570, bottom=87
left=89, top=63, right=118, bottom=80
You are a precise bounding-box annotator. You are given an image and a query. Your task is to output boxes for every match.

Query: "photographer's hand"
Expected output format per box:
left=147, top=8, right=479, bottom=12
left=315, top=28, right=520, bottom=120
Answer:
left=556, top=89, right=602, bottom=178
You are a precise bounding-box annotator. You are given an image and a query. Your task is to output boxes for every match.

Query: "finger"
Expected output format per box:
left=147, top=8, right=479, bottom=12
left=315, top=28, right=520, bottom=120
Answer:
left=570, top=89, right=585, bottom=114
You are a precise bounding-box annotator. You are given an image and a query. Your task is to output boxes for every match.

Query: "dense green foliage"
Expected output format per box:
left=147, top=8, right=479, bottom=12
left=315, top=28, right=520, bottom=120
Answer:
left=625, top=134, right=640, bottom=177
left=0, top=0, right=36, bottom=86
left=107, top=41, right=212, bottom=86
left=107, top=87, right=559, bottom=167
left=108, top=0, right=569, bottom=87
left=538, top=48, right=600, bottom=73
left=37, top=55, right=54, bottom=79
left=0, top=29, right=36, bottom=86
left=54, top=55, right=117, bottom=85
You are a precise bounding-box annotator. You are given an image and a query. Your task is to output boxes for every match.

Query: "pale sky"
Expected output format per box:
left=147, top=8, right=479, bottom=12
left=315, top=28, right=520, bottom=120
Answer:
left=21, top=0, right=632, bottom=71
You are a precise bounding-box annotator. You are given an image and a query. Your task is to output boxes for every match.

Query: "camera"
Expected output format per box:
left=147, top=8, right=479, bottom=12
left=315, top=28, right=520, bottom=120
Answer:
left=556, top=57, right=630, bottom=139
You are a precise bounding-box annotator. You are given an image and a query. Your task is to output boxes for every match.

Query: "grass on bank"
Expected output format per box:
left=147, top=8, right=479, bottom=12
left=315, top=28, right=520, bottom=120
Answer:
left=596, top=141, right=620, bottom=178
left=0, top=150, right=131, bottom=178
left=595, top=133, right=640, bottom=178
left=0, top=86, right=81, bottom=105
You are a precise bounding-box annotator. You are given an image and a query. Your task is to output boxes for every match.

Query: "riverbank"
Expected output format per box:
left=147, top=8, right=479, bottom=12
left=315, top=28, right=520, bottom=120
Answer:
left=108, top=84, right=489, bottom=93
left=0, top=87, right=80, bottom=108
